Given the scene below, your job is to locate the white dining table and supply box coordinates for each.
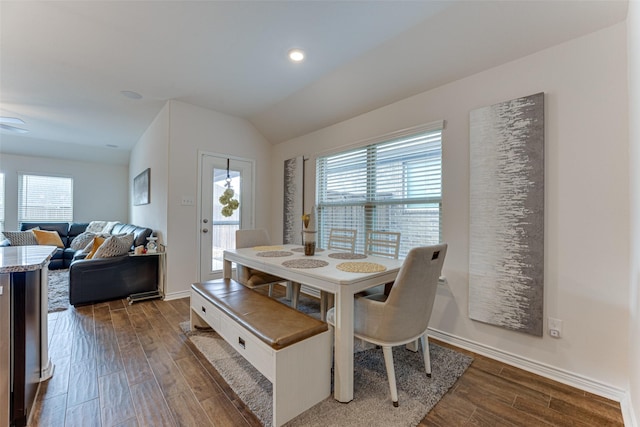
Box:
[223,244,403,403]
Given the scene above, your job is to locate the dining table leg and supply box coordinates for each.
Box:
[333,287,355,403]
[223,258,232,280]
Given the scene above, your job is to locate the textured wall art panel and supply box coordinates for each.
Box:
[283,156,304,244]
[469,92,545,336]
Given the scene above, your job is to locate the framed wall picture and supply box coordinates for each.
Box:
[133,168,150,206]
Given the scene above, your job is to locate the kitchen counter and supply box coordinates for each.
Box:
[0,245,57,273]
[1,245,55,427]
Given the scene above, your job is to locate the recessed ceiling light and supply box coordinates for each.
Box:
[0,124,29,134]
[121,90,143,100]
[288,48,305,63]
[0,116,25,125]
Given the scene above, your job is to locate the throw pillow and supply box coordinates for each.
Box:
[2,229,39,246]
[102,221,120,234]
[32,229,65,248]
[86,236,107,259]
[85,221,108,233]
[70,231,96,250]
[93,233,134,259]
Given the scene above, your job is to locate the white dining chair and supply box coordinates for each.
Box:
[327,244,447,407]
[359,230,401,296]
[290,228,359,316]
[317,228,358,319]
[235,229,289,298]
[326,228,357,252]
[365,230,401,259]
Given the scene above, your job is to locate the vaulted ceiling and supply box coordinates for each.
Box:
[0,1,628,165]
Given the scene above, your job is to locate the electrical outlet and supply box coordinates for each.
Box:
[548,317,563,338]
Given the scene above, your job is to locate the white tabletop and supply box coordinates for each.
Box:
[223,244,403,403]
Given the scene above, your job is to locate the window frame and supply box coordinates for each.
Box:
[315,121,444,259]
[17,173,74,225]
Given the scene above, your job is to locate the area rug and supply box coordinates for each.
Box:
[182,306,472,427]
[47,269,70,313]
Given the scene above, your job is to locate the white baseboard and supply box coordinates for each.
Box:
[620,393,639,427]
[428,327,635,425]
[164,290,191,301]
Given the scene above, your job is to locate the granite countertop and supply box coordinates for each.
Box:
[0,245,57,273]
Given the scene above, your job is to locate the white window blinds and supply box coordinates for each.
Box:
[18,174,73,224]
[316,125,442,258]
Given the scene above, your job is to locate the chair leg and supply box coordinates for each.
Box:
[382,346,399,407]
[320,291,334,321]
[420,334,431,378]
[290,282,301,309]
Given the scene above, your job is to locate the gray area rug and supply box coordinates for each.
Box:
[48,269,70,313]
[183,296,473,427]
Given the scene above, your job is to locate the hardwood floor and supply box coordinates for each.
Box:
[30,292,624,427]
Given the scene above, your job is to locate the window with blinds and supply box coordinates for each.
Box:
[316,123,442,259]
[18,174,73,224]
[0,173,5,231]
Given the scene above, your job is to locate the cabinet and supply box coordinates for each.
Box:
[0,246,55,427]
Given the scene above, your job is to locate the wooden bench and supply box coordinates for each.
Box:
[190,279,332,427]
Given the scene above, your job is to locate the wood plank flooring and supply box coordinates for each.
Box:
[29,291,624,426]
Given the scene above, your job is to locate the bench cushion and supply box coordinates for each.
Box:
[192,279,328,350]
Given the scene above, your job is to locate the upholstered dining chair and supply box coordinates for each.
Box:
[327,244,447,407]
[235,229,289,298]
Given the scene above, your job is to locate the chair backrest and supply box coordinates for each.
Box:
[365,231,401,259]
[327,228,357,253]
[355,244,447,343]
[235,229,271,249]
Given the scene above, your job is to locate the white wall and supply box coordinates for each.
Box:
[627,0,639,424]
[132,100,274,299]
[0,153,128,230]
[272,23,630,399]
[130,103,170,242]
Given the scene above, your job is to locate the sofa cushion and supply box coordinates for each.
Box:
[111,223,152,249]
[70,231,96,250]
[32,229,65,248]
[21,222,71,246]
[93,233,134,259]
[2,229,39,246]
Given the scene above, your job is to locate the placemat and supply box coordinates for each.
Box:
[282,259,329,269]
[291,246,325,253]
[256,251,293,257]
[328,252,367,260]
[336,262,387,273]
[252,245,284,251]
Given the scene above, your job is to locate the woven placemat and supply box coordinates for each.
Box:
[291,247,325,253]
[252,245,284,251]
[282,259,329,269]
[256,251,293,257]
[336,262,387,273]
[328,252,367,260]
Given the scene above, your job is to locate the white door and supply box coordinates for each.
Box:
[199,153,254,281]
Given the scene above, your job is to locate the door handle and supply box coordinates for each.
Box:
[202,228,209,233]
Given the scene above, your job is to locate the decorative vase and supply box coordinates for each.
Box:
[303,230,316,256]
